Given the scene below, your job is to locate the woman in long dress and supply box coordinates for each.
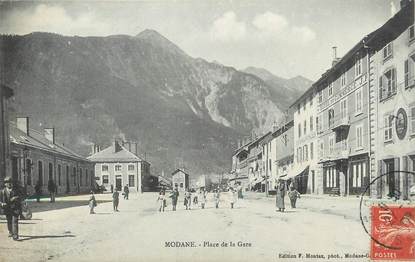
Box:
[198,189,206,209]
[89,191,97,214]
[157,190,166,212]
[276,180,286,212]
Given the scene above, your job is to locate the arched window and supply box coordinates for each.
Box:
[38,161,43,185]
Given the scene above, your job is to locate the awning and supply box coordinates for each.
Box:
[281,165,309,181]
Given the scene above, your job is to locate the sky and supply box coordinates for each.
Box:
[0,0,401,80]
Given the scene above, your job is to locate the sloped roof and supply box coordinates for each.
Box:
[171,169,190,177]
[87,144,144,162]
[9,122,87,161]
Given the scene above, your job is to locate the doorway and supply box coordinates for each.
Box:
[116,175,122,191]
[385,160,395,198]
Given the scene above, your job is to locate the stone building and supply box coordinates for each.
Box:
[171,169,189,193]
[9,117,95,195]
[88,140,151,193]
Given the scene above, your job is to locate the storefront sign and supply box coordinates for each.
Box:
[395,108,407,140]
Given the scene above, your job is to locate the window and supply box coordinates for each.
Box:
[310,116,314,132]
[409,25,414,42]
[80,168,83,186]
[73,167,77,186]
[269,159,271,171]
[128,164,135,171]
[297,104,300,114]
[328,108,335,128]
[310,142,314,160]
[318,91,323,103]
[38,161,43,185]
[115,165,122,172]
[404,56,415,88]
[26,159,32,186]
[356,125,363,149]
[128,175,135,187]
[355,56,362,77]
[341,72,347,87]
[102,175,109,184]
[298,147,302,163]
[310,96,313,106]
[384,114,393,142]
[320,142,324,158]
[180,183,184,188]
[340,99,347,120]
[316,115,321,133]
[303,120,307,135]
[355,88,362,114]
[383,43,393,61]
[411,107,415,134]
[102,165,108,172]
[298,123,301,138]
[303,100,306,111]
[58,164,61,186]
[48,162,53,181]
[379,68,397,101]
[304,145,308,161]
[329,136,335,155]
[86,170,89,186]
[326,166,336,188]
[328,82,333,97]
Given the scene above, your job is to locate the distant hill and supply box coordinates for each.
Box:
[0,30,309,176]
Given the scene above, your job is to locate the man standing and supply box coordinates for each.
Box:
[0,177,23,240]
[34,181,42,203]
[47,179,56,203]
[169,187,179,211]
[123,184,129,200]
[112,188,119,212]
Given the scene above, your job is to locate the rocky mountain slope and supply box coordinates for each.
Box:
[0,30,311,175]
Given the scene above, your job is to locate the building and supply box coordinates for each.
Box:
[369,0,414,199]
[290,83,320,194]
[231,132,270,192]
[88,140,151,193]
[0,84,13,186]
[171,169,189,193]
[273,121,296,190]
[9,117,95,195]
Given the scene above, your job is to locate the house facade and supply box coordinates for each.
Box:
[171,169,189,193]
[9,117,94,195]
[0,84,13,186]
[369,1,415,199]
[274,121,295,189]
[88,140,151,193]
[290,88,320,194]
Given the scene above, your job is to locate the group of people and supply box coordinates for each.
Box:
[275,179,301,212]
[157,187,238,212]
[88,184,130,214]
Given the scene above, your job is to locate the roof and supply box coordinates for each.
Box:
[171,169,190,177]
[87,144,145,162]
[1,84,13,98]
[271,120,294,138]
[9,122,87,162]
[290,1,414,108]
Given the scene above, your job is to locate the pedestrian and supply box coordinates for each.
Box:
[34,181,42,203]
[112,188,119,212]
[193,190,198,206]
[0,177,24,240]
[123,184,129,200]
[288,185,301,208]
[237,183,243,199]
[276,180,286,212]
[198,188,206,209]
[157,189,166,212]
[89,191,97,214]
[214,189,220,209]
[184,189,192,210]
[229,188,237,209]
[47,179,56,203]
[169,187,179,211]
[110,184,114,193]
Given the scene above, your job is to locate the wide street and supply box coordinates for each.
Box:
[0,192,373,262]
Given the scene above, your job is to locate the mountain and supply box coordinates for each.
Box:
[243,67,313,108]
[0,30,305,176]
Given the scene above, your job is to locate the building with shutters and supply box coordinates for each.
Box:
[88,140,151,193]
[369,0,415,200]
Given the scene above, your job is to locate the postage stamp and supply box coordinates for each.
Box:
[370,205,415,260]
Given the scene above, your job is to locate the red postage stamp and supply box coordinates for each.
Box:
[371,205,415,260]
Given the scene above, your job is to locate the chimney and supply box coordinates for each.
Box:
[400,0,410,9]
[16,117,29,135]
[113,140,122,153]
[44,128,55,144]
[332,46,340,67]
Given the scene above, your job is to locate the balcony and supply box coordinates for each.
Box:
[331,116,351,132]
[319,141,349,163]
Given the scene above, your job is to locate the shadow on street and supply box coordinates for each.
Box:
[17,234,76,242]
[28,200,111,213]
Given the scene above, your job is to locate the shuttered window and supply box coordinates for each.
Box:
[379,68,397,101]
[384,114,393,142]
[411,107,415,135]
